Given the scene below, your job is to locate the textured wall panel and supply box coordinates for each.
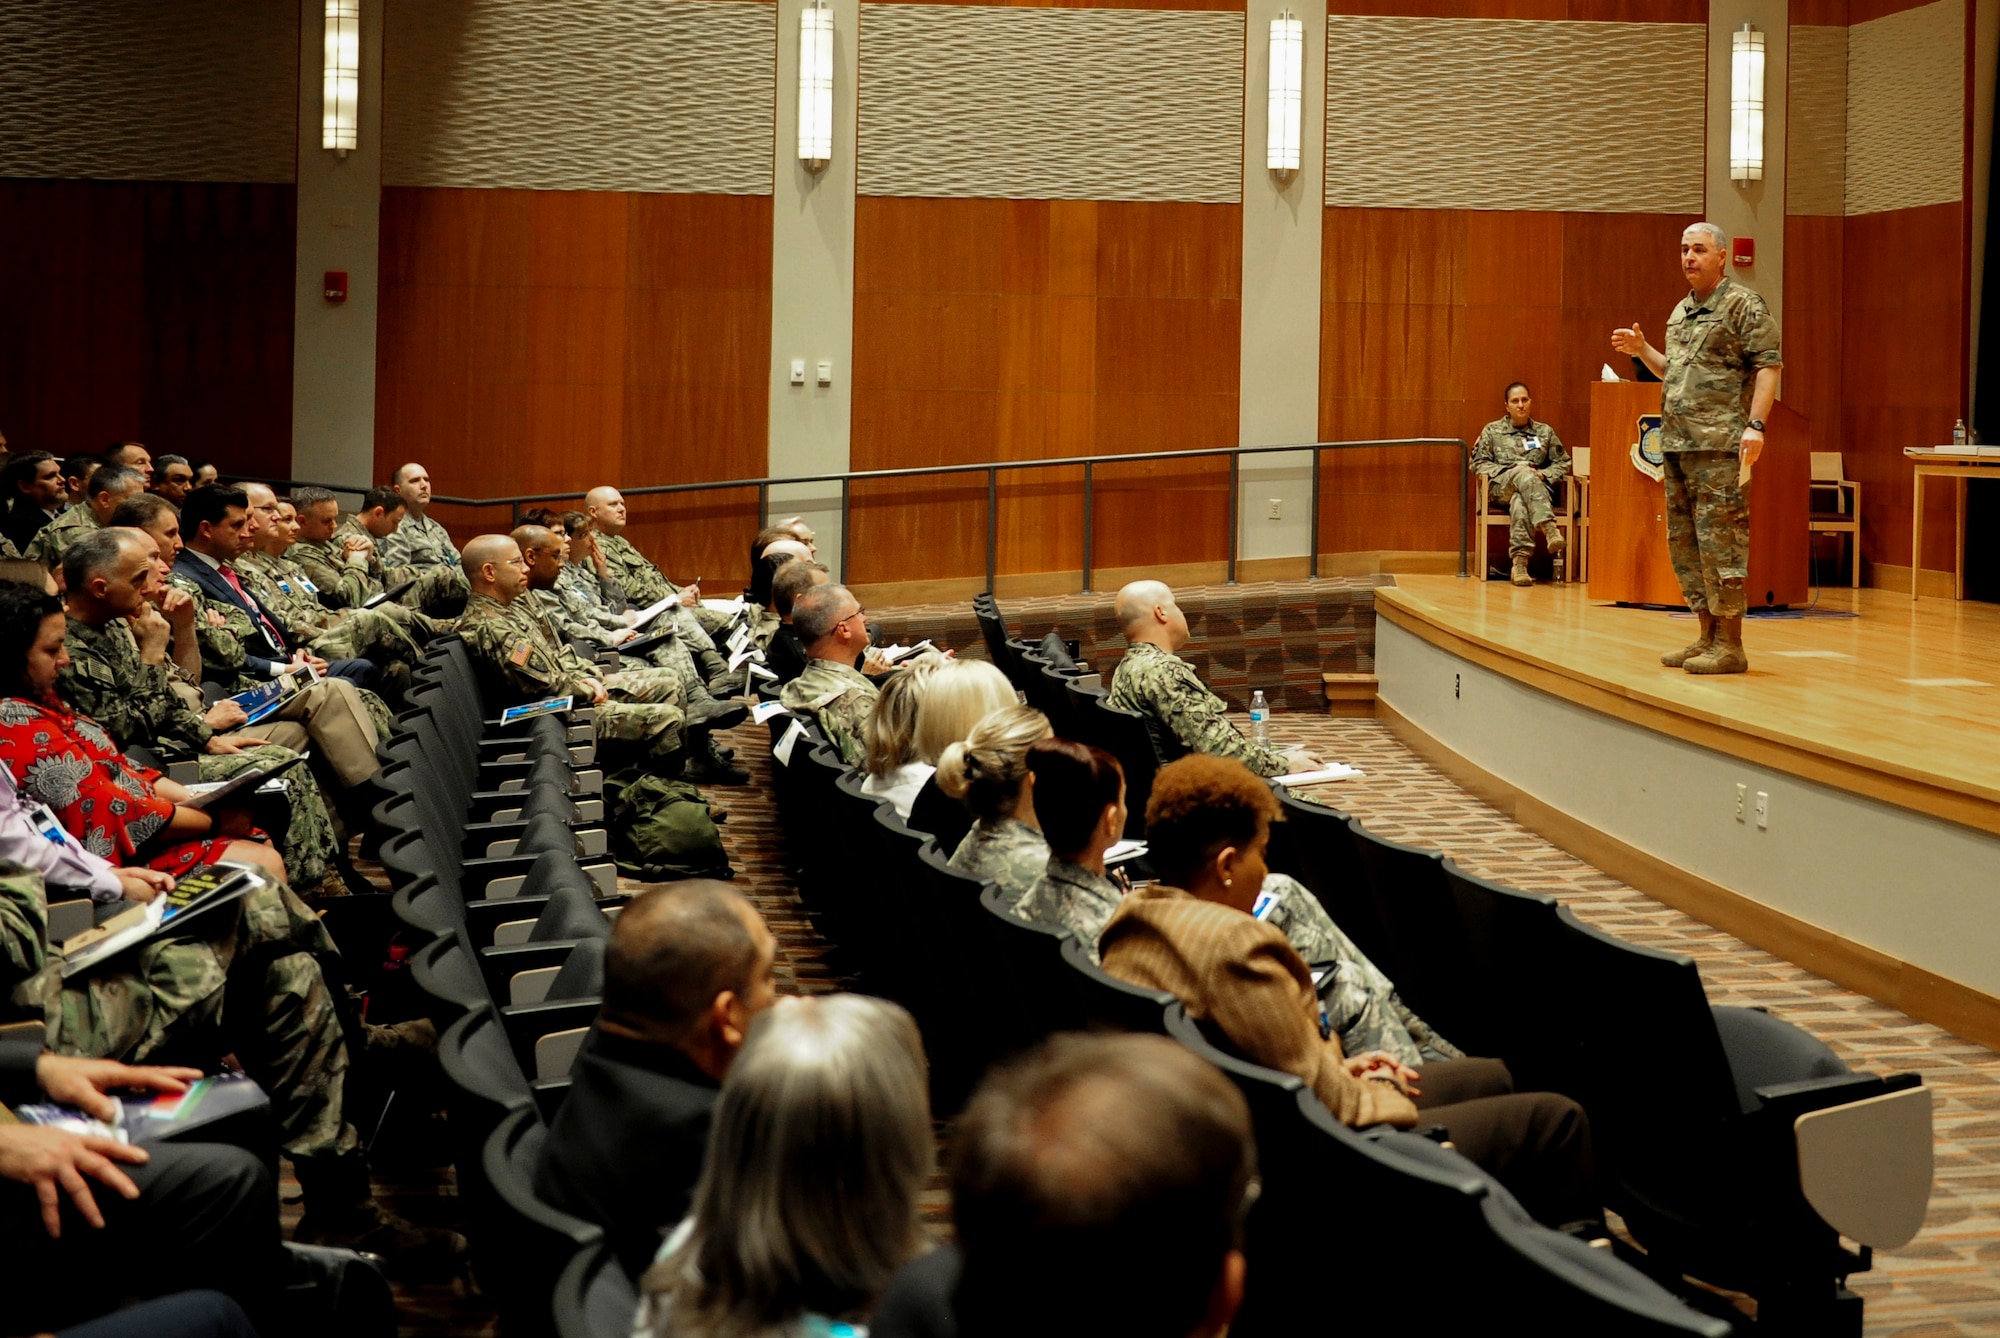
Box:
[384,0,776,195]
[1322,17,1705,213]
[856,5,1243,204]
[0,1,296,183]
[1845,0,1963,216]
[1787,25,1847,217]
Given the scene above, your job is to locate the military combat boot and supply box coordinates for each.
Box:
[1661,611,1716,668]
[1511,554,1533,587]
[293,1152,467,1282]
[1683,616,1748,674]
[684,726,750,785]
[684,681,749,733]
[694,645,741,697]
[1540,520,1566,556]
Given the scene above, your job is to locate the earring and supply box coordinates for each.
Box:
[1223,877,1233,887]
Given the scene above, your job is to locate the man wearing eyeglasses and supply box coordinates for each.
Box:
[777,583,879,767]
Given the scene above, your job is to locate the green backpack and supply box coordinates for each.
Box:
[603,768,733,882]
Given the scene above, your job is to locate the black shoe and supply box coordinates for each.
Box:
[295,1205,468,1283]
[686,696,748,732]
[685,749,751,785]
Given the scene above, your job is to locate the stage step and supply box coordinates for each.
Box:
[1322,672,1378,717]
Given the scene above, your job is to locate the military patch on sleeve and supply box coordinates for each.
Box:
[509,639,534,667]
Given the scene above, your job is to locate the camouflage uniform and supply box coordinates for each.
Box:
[293,519,465,617]
[1013,855,1125,960]
[1659,275,1783,619]
[947,818,1048,910]
[1255,873,1461,1067]
[777,659,878,768]
[377,511,458,572]
[237,549,428,676]
[1471,417,1570,559]
[456,591,686,761]
[0,861,360,1162]
[595,532,733,641]
[1108,642,1289,778]
[163,574,396,773]
[23,506,99,569]
[538,578,717,704]
[557,559,627,615]
[58,615,339,891]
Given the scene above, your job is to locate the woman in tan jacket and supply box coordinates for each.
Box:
[1099,755,1598,1227]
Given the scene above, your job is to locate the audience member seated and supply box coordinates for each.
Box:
[861,655,945,819]
[152,454,195,506]
[26,463,146,570]
[766,559,830,684]
[1108,580,1315,778]
[584,487,734,685]
[456,534,693,767]
[379,462,459,572]
[937,704,1052,905]
[778,583,880,767]
[555,509,633,620]
[1,450,66,556]
[110,493,390,804]
[189,460,218,489]
[1099,756,1596,1227]
[874,1031,1254,1338]
[57,529,349,900]
[536,880,778,1280]
[0,583,462,1271]
[60,453,102,512]
[1010,740,1129,959]
[1472,381,1570,587]
[290,486,464,616]
[104,442,153,489]
[0,1040,286,1333]
[901,659,1017,849]
[636,994,935,1337]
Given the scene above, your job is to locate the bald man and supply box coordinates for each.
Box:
[456,534,693,766]
[514,524,747,783]
[585,486,737,690]
[1107,581,1315,778]
[533,880,777,1278]
[378,462,459,573]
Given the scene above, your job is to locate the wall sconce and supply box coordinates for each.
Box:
[1730,23,1764,185]
[322,0,360,156]
[799,0,834,173]
[1267,11,1303,184]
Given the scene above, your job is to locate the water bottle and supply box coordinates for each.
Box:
[1954,418,1969,446]
[1249,690,1270,746]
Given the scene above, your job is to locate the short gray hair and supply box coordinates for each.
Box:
[644,995,934,1334]
[1684,221,1729,251]
[791,582,852,644]
[63,527,141,590]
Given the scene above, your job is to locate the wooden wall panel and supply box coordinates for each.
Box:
[1317,207,1694,558]
[0,179,294,475]
[1782,215,1845,468]
[1323,0,1704,19]
[376,188,771,588]
[1840,203,1965,573]
[849,196,1240,584]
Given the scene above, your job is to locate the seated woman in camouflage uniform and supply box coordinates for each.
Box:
[936,704,1053,908]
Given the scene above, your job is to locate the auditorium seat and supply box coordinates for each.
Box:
[1267,790,1398,977]
[1440,859,1580,1094]
[479,1108,605,1338]
[1556,905,1930,1334]
[554,1241,638,1338]
[1085,696,1163,840]
[1057,934,1174,1034]
[1347,822,1494,1055]
[438,1004,535,1213]
[904,772,973,858]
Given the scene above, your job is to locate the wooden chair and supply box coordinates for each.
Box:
[1475,464,1581,582]
[1808,451,1862,589]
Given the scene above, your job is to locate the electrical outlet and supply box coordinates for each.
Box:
[1734,784,1747,822]
[1754,791,1769,830]
[1267,498,1282,520]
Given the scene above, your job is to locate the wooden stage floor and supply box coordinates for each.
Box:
[1376,577,2000,835]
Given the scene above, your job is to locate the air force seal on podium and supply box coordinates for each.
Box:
[1630,414,1665,482]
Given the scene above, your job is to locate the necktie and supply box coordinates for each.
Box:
[219,564,288,656]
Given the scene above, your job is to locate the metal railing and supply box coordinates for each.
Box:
[246,437,1470,593]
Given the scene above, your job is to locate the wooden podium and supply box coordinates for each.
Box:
[1586,382,1809,607]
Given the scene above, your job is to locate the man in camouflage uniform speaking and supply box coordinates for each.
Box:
[1471,381,1570,587]
[1108,581,1318,778]
[1612,222,1782,675]
[776,583,879,768]
[456,534,694,767]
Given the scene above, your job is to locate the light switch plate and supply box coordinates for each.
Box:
[789,359,806,386]
[816,359,833,385]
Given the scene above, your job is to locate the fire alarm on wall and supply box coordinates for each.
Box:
[1731,238,1755,267]
[324,271,348,302]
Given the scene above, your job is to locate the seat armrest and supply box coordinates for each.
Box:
[477,939,590,1000]
[1750,1071,1902,1117]
[466,892,630,947]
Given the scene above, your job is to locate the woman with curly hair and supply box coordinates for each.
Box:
[1100,754,1597,1228]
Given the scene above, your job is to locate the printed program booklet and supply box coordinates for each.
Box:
[59,863,271,978]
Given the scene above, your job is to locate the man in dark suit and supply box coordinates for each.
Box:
[0,1039,283,1332]
[0,451,66,556]
[170,484,376,689]
[533,880,778,1279]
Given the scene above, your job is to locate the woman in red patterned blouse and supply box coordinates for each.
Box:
[0,583,287,890]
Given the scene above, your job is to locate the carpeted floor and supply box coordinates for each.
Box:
[342,704,2000,1336]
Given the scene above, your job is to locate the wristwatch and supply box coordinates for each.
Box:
[1746,419,1766,431]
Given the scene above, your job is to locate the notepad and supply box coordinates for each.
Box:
[1273,764,1365,786]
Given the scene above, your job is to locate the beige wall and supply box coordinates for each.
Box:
[1707,0,1789,329]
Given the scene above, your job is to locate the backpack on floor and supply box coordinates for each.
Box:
[603,768,733,882]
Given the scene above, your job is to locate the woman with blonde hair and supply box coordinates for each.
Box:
[910,659,1015,765]
[859,656,944,819]
[639,994,936,1337]
[935,703,1053,907]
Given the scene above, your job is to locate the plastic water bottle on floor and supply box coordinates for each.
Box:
[1249,690,1270,746]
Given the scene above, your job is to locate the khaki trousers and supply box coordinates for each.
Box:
[231,679,380,788]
